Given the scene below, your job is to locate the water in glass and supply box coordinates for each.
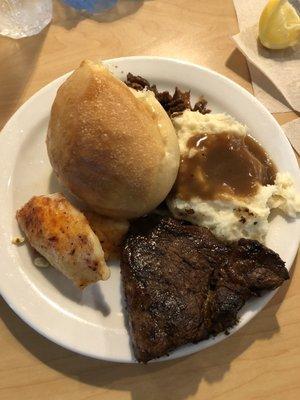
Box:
[0,0,52,39]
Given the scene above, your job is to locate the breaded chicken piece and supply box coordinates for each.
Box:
[84,211,129,260]
[16,194,110,288]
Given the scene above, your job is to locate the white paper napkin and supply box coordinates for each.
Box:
[282,118,300,155]
[233,25,300,112]
[232,0,299,113]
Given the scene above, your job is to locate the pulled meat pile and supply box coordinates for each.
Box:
[125,73,211,116]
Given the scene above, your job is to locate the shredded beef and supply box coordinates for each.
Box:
[125,73,211,116]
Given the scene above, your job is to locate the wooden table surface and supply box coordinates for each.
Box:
[0,1,299,399]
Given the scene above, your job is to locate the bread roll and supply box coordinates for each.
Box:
[47,60,180,218]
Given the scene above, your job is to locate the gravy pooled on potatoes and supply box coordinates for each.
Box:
[174,132,277,201]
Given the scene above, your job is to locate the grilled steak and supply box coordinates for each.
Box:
[120,216,289,362]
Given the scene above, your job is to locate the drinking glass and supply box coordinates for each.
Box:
[0,0,52,39]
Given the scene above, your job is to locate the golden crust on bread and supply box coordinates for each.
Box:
[47,60,180,218]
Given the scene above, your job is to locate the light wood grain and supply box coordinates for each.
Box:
[0,1,299,399]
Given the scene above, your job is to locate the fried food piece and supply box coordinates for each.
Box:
[16,194,110,287]
[84,211,129,260]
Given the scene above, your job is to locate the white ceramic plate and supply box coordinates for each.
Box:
[0,57,299,363]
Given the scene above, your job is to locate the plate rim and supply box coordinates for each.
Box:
[0,56,299,363]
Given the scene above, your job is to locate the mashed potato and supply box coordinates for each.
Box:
[168,111,300,242]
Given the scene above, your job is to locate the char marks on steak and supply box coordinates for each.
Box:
[120,216,289,362]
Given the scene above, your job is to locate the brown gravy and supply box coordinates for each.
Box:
[174,133,277,201]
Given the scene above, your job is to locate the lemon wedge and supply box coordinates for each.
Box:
[259,0,300,49]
